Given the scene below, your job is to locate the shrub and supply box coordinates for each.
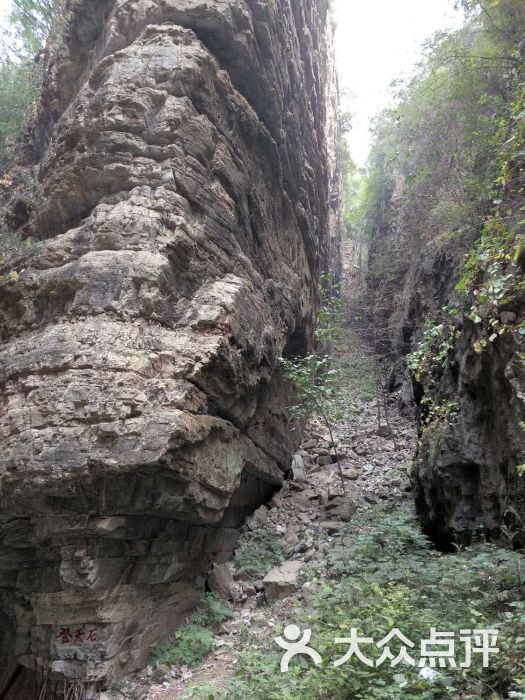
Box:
[149,593,232,669]
[181,509,525,699]
[149,624,214,668]
[233,527,289,579]
[192,592,233,628]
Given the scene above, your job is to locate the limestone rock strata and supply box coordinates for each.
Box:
[413,146,525,547]
[0,0,339,695]
[414,321,525,548]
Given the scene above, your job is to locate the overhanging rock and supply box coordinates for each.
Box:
[0,0,339,695]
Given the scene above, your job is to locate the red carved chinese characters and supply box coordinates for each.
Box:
[56,626,98,644]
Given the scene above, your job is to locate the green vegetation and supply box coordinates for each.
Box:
[454,71,525,312]
[346,0,525,469]
[0,61,39,162]
[0,0,65,165]
[348,0,525,352]
[180,509,525,699]
[405,4,525,403]
[366,4,518,241]
[191,592,234,628]
[233,527,289,580]
[315,276,346,351]
[7,0,65,57]
[336,342,376,403]
[407,322,456,384]
[150,625,215,669]
[0,2,58,277]
[149,593,233,669]
[281,276,349,487]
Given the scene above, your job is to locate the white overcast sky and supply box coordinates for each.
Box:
[0,0,464,166]
[0,0,9,23]
[334,0,464,165]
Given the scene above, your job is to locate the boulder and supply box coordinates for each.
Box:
[208,563,237,601]
[291,454,307,483]
[246,505,270,531]
[324,495,358,522]
[342,469,360,481]
[263,561,303,603]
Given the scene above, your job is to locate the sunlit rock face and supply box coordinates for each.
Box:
[0,0,339,695]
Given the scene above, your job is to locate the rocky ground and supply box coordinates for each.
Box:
[106,313,418,700]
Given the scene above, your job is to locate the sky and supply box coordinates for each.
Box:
[0,0,9,24]
[334,0,464,166]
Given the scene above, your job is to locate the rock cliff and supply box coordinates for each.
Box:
[413,137,525,549]
[367,172,525,549]
[364,43,525,549]
[0,0,339,696]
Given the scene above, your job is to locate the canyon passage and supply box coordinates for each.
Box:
[0,0,524,698]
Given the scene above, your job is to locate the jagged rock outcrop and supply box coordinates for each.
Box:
[414,315,525,548]
[0,0,340,696]
[413,143,525,548]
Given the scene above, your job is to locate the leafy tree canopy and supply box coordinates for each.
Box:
[5,0,64,58]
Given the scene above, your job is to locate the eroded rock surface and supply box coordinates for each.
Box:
[414,307,525,549]
[0,0,339,695]
[412,147,525,548]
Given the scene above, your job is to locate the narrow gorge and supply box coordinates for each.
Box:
[0,0,524,699]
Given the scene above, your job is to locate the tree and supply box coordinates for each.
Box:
[282,278,348,491]
[350,0,525,360]
[0,0,64,167]
[7,0,65,57]
[0,61,39,162]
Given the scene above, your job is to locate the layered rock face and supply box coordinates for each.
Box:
[0,0,339,695]
[370,183,525,547]
[413,147,525,548]
[414,319,525,548]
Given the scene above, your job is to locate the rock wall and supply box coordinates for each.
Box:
[413,150,525,549]
[365,111,525,550]
[365,176,478,360]
[364,45,525,549]
[369,180,525,549]
[413,313,525,548]
[0,0,340,695]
